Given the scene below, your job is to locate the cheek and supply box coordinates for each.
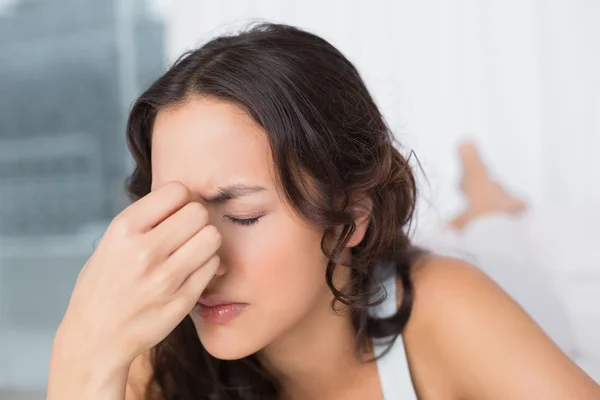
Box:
[195,212,331,359]
[231,211,328,307]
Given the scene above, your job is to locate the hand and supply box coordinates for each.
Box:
[54,181,221,370]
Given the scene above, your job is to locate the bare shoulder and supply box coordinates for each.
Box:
[126,351,156,400]
[400,256,600,399]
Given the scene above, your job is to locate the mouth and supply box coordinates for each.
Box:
[196,295,247,324]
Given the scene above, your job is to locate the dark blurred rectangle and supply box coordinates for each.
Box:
[0,0,167,391]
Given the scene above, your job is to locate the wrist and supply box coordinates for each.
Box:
[48,350,130,400]
[48,326,131,399]
[54,317,134,368]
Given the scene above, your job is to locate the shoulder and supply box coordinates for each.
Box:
[404,254,496,311]
[401,255,521,351]
[399,256,600,399]
[405,255,509,329]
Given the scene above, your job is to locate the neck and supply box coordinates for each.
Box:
[258,294,375,399]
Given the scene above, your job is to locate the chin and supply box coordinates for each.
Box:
[202,343,253,360]
[191,319,265,360]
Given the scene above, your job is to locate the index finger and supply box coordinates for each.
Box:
[121,181,198,232]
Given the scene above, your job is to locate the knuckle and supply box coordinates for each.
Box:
[135,248,157,267]
[150,269,174,293]
[111,214,133,236]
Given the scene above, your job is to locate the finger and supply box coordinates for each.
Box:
[166,255,221,315]
[119,181,198,233]
[163,225,221,285]
[146,202,210,258]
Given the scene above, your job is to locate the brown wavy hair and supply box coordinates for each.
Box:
[124,22,422,400]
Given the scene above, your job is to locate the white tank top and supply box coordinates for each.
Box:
[371,272,418,399]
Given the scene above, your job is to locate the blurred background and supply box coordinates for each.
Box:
[0,0,598,398]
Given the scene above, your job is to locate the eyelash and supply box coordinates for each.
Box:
[224,213,264,227]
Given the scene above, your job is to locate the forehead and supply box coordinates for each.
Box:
[151,97,274,192]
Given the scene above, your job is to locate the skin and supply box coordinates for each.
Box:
[151,97,352,366]
[48,97,600,400]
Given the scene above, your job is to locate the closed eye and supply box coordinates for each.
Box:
[224,213,264,227]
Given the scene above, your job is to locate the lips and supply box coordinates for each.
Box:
[196,294,247,323]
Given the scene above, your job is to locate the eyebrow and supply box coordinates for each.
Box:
[203,184,266,204]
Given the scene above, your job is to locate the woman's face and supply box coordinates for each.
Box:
[151,97,336,360]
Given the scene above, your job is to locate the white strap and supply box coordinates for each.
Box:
[371,275,418,400]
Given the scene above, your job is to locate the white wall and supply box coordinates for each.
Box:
[163,0,600,223]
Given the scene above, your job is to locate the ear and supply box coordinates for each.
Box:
[345,194,373,248]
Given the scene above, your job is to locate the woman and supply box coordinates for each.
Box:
[48,23,600,399]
